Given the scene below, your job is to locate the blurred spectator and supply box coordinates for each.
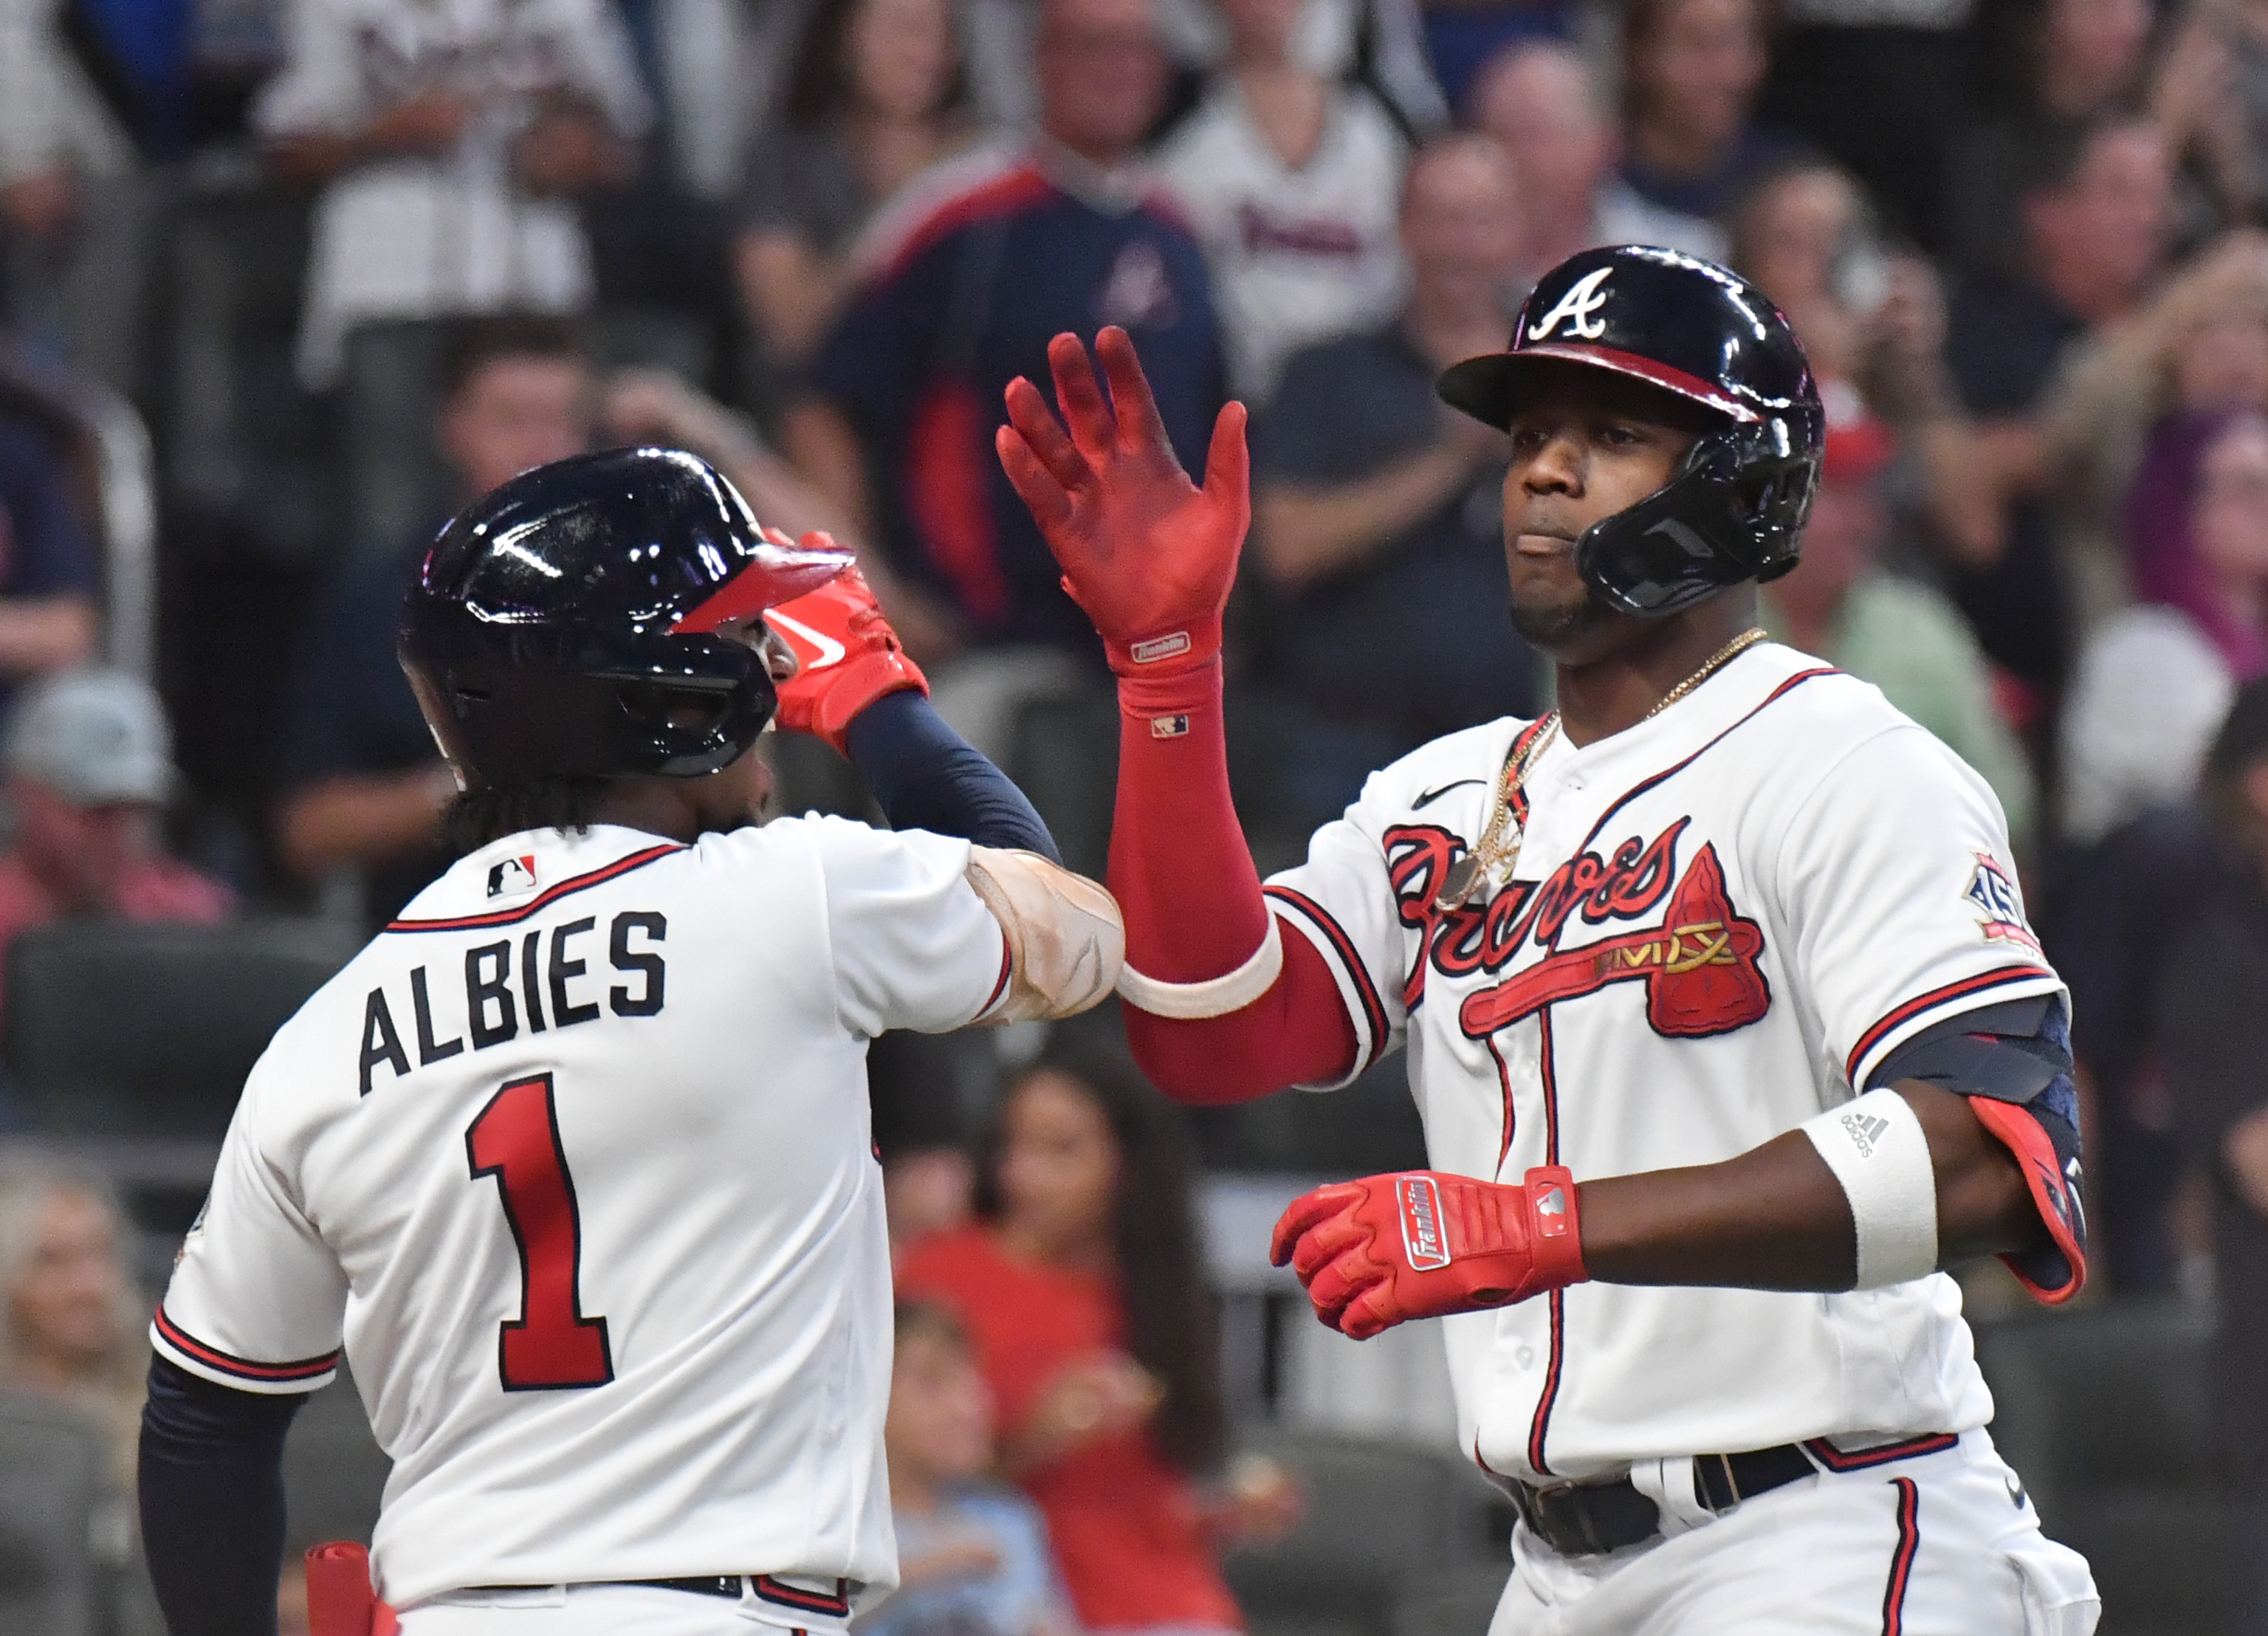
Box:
[735,0,977,375]
[256,0,650,391]
[1247,134,1539,825]
[1944,112,2175,714]
[1943,0,2151,274]
[2061,408,2268,847]
[1618,0,1801,223]
[1724,159,2005,561]
[1153,0,1407,400]
[2043,792,2219,1295]
[1465,38,1724,278]
[2044,229,2268,625]
[0,670,232,1017]
[897,1049,1296,1635]
[0,0,147,391]
[862,1301,1079,1636]
[0,413,100,704]
[787,0,1223,743]
[1409,0,1573,116]
[1763,416,2038,846]
[277,313,865,927]
[1753,0,1973,250]
[2158,679,2268,1626]
[0,1164,147,1483]
[275,316,594,927]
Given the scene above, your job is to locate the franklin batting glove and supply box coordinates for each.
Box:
[1270,1168,1589,1339]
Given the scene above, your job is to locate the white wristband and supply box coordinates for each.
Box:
[1799,1088,1939,1289]
[1116,915,1283,1020]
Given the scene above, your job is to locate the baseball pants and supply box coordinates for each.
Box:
[1488,1430,2099,1636]
[398,1583,833,1635]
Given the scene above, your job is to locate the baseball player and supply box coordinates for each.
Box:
[995,247,2100,1634]
[134,447,1124,1635]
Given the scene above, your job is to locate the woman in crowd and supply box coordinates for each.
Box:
[735,0,977,371]
[1618,0,1796,223]
[2062,407,2268,843]
[1726,157,2007,564]
[896,1048,1296,1635]
[0,1163,146,1481]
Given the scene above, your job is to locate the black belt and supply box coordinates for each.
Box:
[1511,1442,1824,1557]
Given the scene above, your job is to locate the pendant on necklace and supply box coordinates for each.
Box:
[1435,828,1522,911]
[1435,853,1485,912]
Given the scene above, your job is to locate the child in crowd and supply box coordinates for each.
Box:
[862,1302,1079,1636]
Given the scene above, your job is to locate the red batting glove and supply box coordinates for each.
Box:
[1270,1169,1589,1340]
[767,566,929,757]
[995,326,1249,681]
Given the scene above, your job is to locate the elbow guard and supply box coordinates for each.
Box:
[1869,994,2087,1303]
[966,848,1124,1023]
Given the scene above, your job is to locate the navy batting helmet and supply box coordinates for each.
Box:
[399,447,850,788]
[1437,244,1824,619]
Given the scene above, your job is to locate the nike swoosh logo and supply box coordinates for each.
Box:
[1412,779,1483,811]
[766,609,847,670]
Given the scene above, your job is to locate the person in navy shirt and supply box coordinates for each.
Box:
[0,416,100,709]
[786,0,1225,670]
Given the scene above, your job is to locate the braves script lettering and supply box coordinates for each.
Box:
[1383,819,1771,1041]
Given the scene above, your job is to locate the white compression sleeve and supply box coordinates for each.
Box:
[1799,1088,1939,1288]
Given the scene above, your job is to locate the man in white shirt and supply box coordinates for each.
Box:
[1466,39,1725,282]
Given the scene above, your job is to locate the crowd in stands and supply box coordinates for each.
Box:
[13,0,2268,1626]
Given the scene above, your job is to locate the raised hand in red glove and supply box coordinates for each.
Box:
[995,326,1249,680]
[1270,1168,1589,1340]
[767,561,929,757]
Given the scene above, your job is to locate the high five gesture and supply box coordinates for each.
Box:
[996,326,1250,678]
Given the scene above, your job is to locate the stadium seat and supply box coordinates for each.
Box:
[1389,1563,1511,1636]
[1974,1297,2230,1636]
[1225,1431,1508,1636]
[4,918,362,1139]
[0,1390,137,1636]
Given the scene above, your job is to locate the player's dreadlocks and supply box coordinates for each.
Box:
[441,777,612,855]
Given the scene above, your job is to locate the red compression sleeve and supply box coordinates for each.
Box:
[1112,663,1356,1101]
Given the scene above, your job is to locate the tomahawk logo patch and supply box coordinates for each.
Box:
[1526,267,1614,341]
[487,855,538,898]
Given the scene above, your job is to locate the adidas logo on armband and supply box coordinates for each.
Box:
[1841,1112,1891,1158]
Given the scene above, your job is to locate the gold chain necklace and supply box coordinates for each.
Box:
[1434,627,1770,911]
[1644,626,1769,719]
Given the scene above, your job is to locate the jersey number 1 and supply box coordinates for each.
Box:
[467,1073,614,1390]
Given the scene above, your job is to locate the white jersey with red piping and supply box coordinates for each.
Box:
[153,817,1014,1623]
[1261,641,2060,1485]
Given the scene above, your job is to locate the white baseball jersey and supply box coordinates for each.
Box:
[154,817,1017,1623]
[1262,642,2062,1484]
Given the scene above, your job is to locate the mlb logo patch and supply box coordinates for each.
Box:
[1398,1175,1451,1271]
[487,855,538,898]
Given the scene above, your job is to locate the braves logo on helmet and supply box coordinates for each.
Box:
[1525,266,1614,342]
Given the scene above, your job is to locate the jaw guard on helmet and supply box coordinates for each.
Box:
[400,447,851,789]
[1436,244,1824,620]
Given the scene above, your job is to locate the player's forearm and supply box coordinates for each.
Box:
[139,1357,304,1636]
[843,690,1056,859]
[1576,1085,2043,1290]
[1110,662,1355,1099]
